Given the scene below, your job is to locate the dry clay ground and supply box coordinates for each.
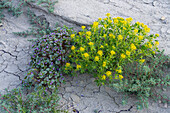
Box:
[0,0,170,113]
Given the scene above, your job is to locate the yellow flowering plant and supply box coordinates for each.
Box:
[66,13,160,83]
[64,13,169,109]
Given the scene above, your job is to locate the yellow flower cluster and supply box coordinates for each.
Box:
[139,59,145,63]
[126,51,130,56]
[103,61,106,67]
[94,56,99,61]
[77,64,81,69]
[80,47,85,52]
[102,75,106,80]
[109,33,115,39]
[116,69,122,73]
[82,26,86,29]
[130,43,136,51]
[121,54,126,59]
[66,63,70,67]
[154,41,159,46]
[110,50,116,55]
[106,71,112,77]
[86,31,91,36]
[138,36,143,40]
[93,22,99,28]
[71,34,75,38]
[118,35,123,40]
[98,50,103,56]
[88,42,94,46]
[83,53,89,58]
[71,46,75,50]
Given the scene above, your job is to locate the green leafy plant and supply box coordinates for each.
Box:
[111,50,170,109]
[23,27,73,91]
[0,87,68,113]
[14,8,52,38]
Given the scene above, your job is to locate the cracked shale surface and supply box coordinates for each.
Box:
[0,0,170,112]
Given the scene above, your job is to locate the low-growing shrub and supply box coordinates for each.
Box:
[65,13,169,109]
[23,26,73,91]
[111,50,170,109]
[0,87,67,113]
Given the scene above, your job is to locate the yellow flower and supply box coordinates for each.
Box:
[94,56,99,61]
[116,69,122,73]
[144,27,150,33]
[123,27,126,30]
[103,34,107,38]
[101,75,106,80]
[86,31,91,36]
[103,61,106,67]
[98,50,103,56]
[93,21,99,28]
[152,51,155,54]
[106,13,110,17]
[109,33,115,39]
[139,59,145,63]
[100,45,104,48]
[155,34,159,37]
[106,71,112,77]
[114,19,118,23]
[154,41,159,46]
[148,42,152,48]
[134,29,138,34]
[126,50,130,56]
[80,47,85,52]
[119,75,123,79]
[83,53,89,58]
[121,54,126,59]
[130,43,136,51]
[126,17,133,22]
[79,32,82,35]
[138,36,143,40]
[136,21,140,25]
[71,46,75,50]
[110,50,116,55]
[81,26,86,29]
[88,42,94,46]
[86,36,90,39]
[77,64,81,69]
[108,19,112,23]
[98,18,102,21]
[105,43,108,46]
[71,34,75,38]
[66,63,70,67]
[104,24,108,28]
[112,46,115,49]
[103,18,107,21]
[118,35,123,40]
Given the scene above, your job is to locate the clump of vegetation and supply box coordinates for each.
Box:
[65,13,170,109]
[0,87,68,113]
[23,26,73,91]
[111,50,170,109]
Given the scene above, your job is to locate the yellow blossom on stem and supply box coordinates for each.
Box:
[112,46,115,49]
[83,53,89,58]
[98,50,103,56]
[155,34,159,37]
[114,19,118,23]
[106,13,110,17]
[126,17,133,22]
[103,34,107,38]
[126,50,130,56]
[106,71,112,77]
[98,18,102,21]
[139,59,145,63]
[81,26,86,29]
[102,75,106,80]
[116,69,122,73]
[104,24,108,28]
[80,47,85,52]
[109,33,115,39]
[86,31,91,36]
[108,19,112,23]
[148,42,152,48]
[103,61,106,67]
[100,45,104,48]
[154,41,159,46]
[79,32,82,35]
[88,42,94,46]
[93,21,99,28]
[66,63,70,67]
[138,36,143,40]
[94,56,99,61]
[121,54,126,59]
[118,35,123,40]
[130,43,136,51]
[71,34,75,38]
[144,27,150,33]
[134,29,138,34]
[110,50,116,55]
[119,75,123,79]
[71,46,75,50]
[77,64,81,69]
